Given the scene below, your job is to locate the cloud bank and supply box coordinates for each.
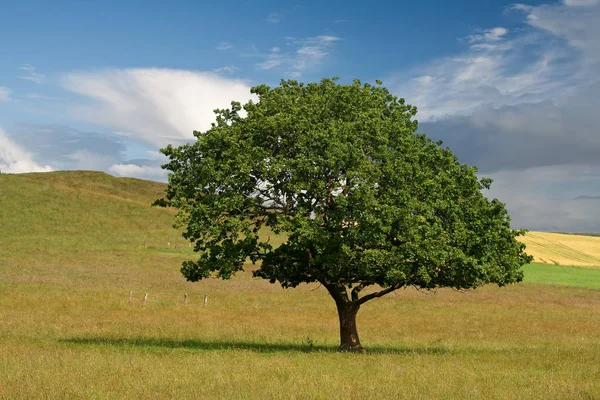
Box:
[0,128,53,173]
[389,1,600,231]
[62,68,255,149]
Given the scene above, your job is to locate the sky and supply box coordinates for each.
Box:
[1,0,599,232]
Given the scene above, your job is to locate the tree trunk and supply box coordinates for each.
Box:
[336,301,364,353]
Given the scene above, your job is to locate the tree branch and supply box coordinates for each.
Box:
[355,284,402,306]
[351,282,369,302]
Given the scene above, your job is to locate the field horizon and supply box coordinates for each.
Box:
[1,170,599,398]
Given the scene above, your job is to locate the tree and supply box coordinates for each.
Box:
[154,78,532,353]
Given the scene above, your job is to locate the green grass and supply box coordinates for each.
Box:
[1,171,599,399]
[522,263,600,289]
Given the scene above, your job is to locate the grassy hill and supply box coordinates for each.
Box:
[0,171,194,291]
[1,171,599,398]
[0,170,181,251]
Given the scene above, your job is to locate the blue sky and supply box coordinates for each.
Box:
[1,0,599,231]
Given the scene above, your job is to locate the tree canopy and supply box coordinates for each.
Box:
[155,78,532,352]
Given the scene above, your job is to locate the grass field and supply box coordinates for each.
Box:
[1,171,599,399]
[522,263,600,289]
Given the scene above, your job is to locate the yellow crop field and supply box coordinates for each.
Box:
[519,232,600,268]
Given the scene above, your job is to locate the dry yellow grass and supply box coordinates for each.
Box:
[519,231,600,268]
[2,172,599,398]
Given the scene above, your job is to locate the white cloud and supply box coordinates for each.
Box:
[109,163,168,180]
[563,0,599,6]
[213,65,240,74]
[9,124,125,171]
[0,87,11,101]
[386,1,600,231]
[390,2,598,120]
[18,64,45,84]
[468,27,509,43]
[66,149,120,171]
[519,1,600,66]
[62,68,255,148]
[0,128,53,173]
[216,42,232,51]
[256,35,342,76]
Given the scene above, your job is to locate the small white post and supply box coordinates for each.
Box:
[204,294,208,306]
[129,290,133,302]
[143,293,148,304]
[168,242,171,247]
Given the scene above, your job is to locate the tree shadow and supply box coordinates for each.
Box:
[59,337,452,355]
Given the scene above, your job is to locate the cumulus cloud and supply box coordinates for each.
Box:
[256,35,341,77]
[0,87,11,101]
[0,128,53,173]
[2,124,170,180]
[62,68,254,148]
[108,163,168,181]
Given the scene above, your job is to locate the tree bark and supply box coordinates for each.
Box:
[324,283,365,353]
[336,300,364,353]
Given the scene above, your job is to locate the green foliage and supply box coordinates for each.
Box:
[156,78,532,300]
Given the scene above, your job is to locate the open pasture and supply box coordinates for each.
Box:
[1,172,599,399]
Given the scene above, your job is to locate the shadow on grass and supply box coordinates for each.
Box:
[59,337,452,355]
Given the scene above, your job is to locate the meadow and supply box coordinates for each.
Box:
[1,171,599,399]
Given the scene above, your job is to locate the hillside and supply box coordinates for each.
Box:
[0,170,185,251]
[2,170,599,270]
[519,231,600,268]
[0,171,195,294]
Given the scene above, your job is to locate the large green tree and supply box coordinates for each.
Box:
[154,78,532,352]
